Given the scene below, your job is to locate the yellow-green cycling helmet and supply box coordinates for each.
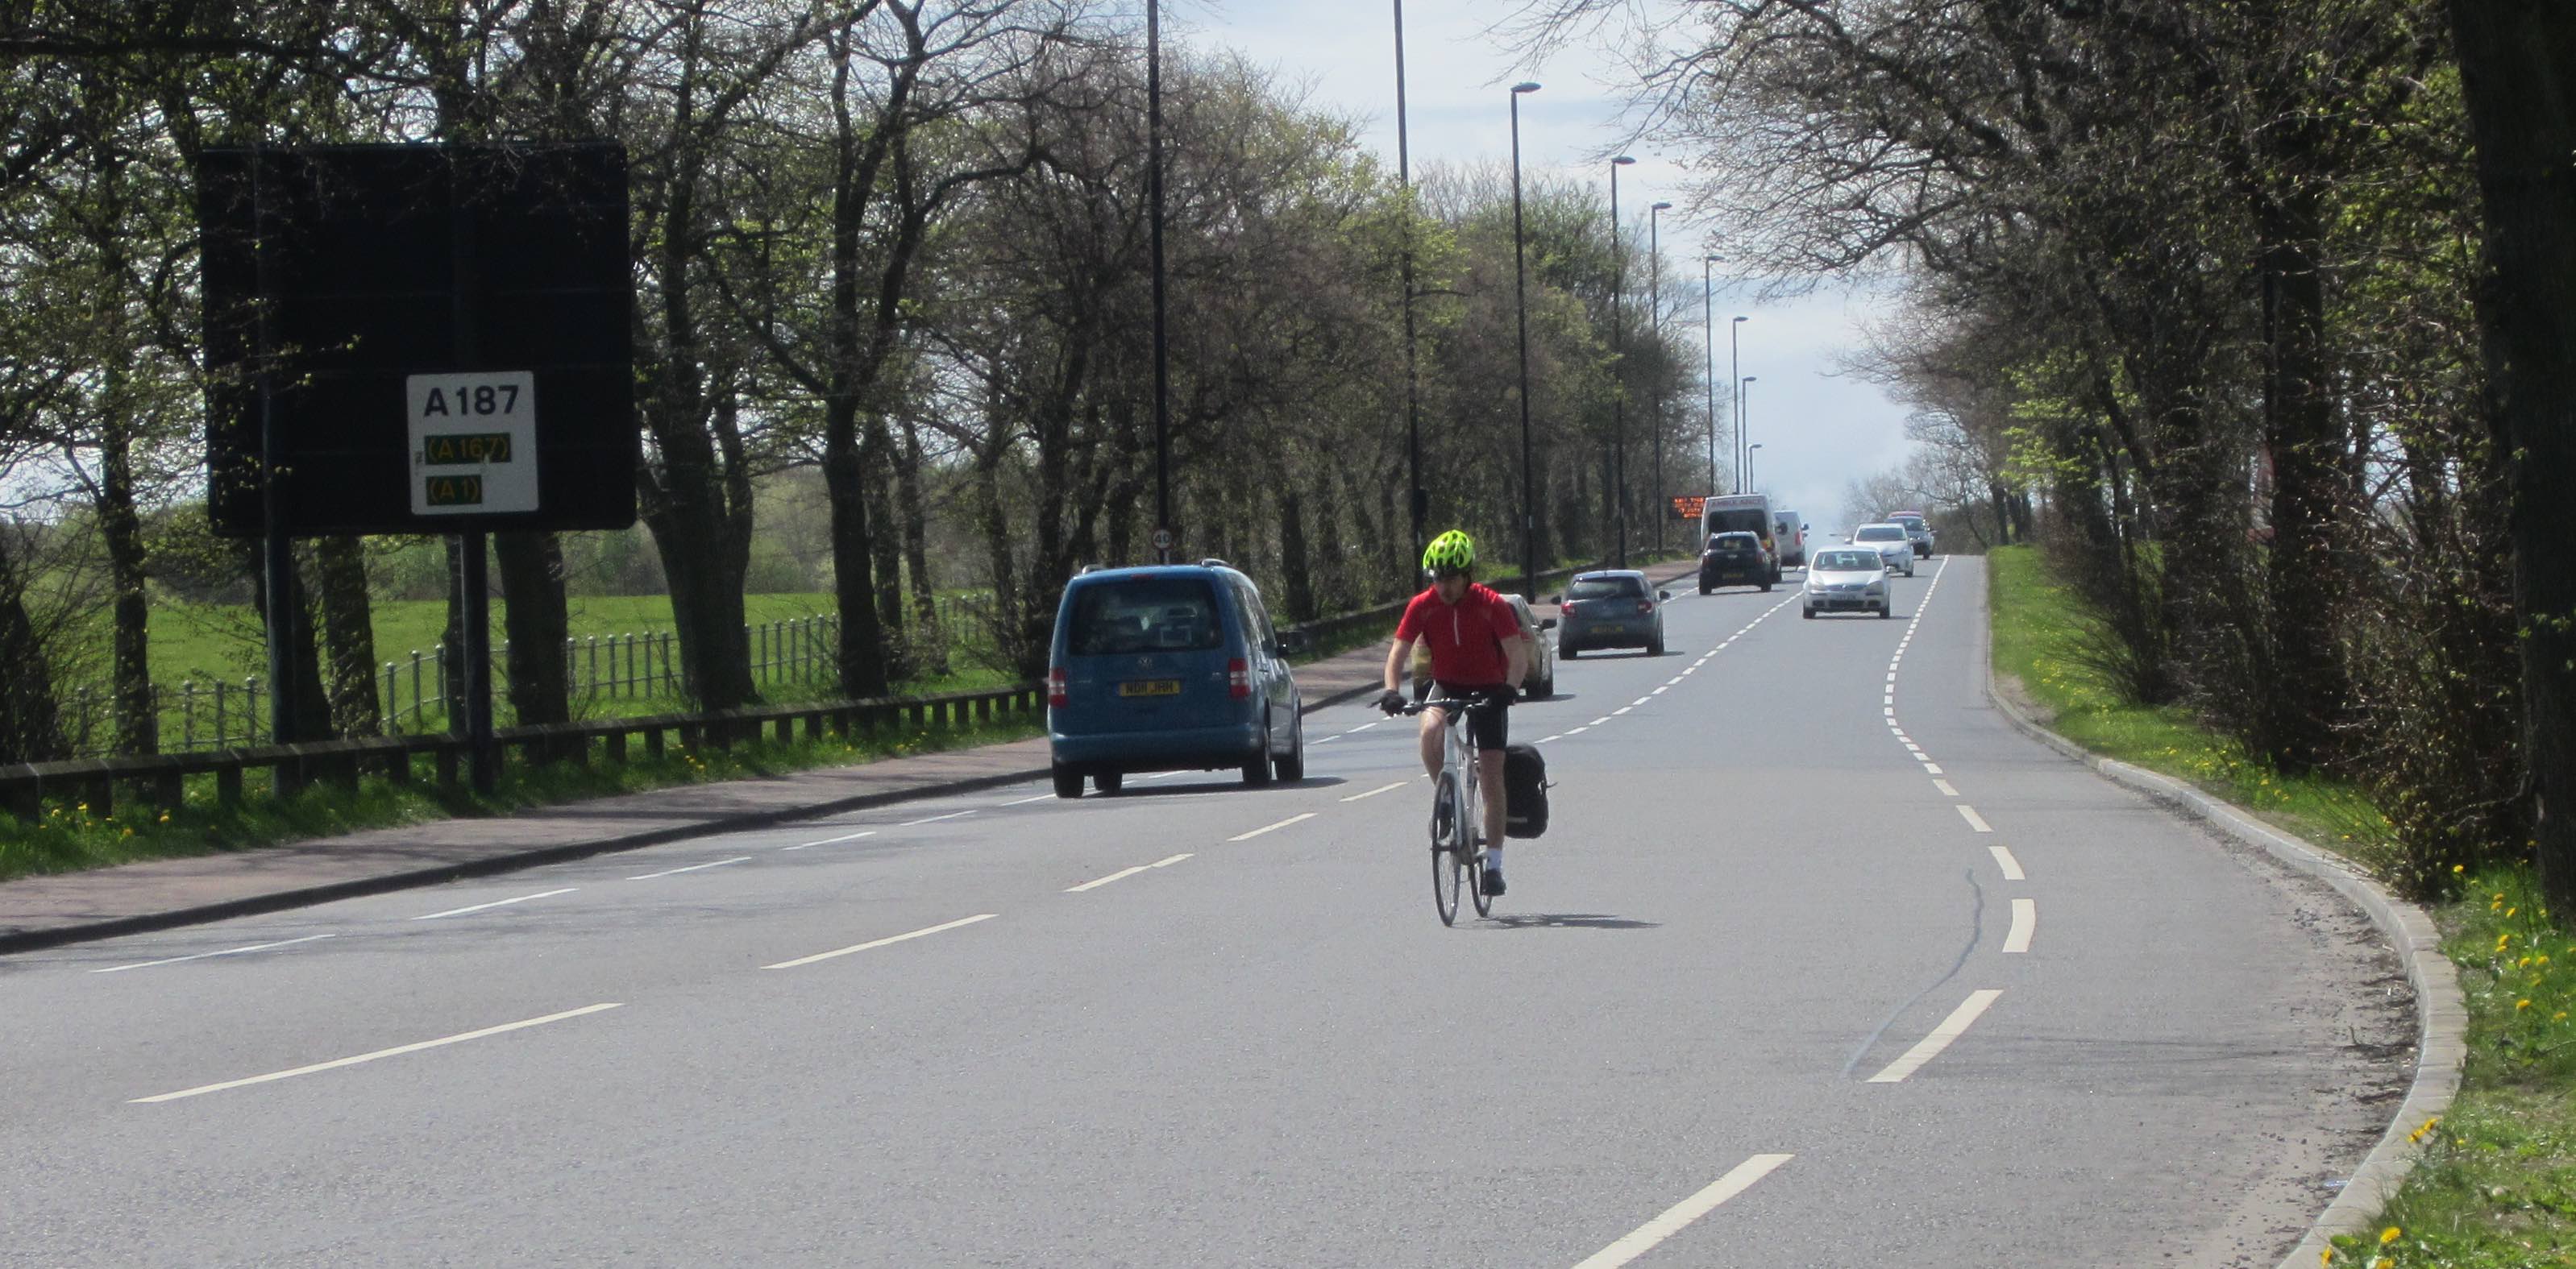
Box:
[1423,529,1476,576]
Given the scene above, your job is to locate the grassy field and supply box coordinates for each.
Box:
[1986,544,2572,1267]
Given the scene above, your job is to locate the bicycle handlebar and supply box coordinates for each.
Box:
[1398,687,1516,715]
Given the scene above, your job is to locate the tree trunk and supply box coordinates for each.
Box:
[310,536,379,736]
[98,412,156,755]
[2450,0,2576,911]
[251,545,330,743]
[2253,214,2350,773]
[866,422,908,678]
[494,531,571,725]
[0,529,64,764]
[442,536,468,725]
[1279,486,1315,622]
[897,415,944,675]
[823,425,891,699]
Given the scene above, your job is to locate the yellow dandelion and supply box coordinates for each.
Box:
[2516,999,2532,1010]
[157,812,169,823]
[2555,1012,2568,1022]
[2379,1226,2400,1245]
[2452,864,2465,873]
[2507,906,2519,918]
[2320,1250,2334,1266]
[2367,1259,2385,1269]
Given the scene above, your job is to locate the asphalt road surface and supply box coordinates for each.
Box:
[0,558,2410,1268]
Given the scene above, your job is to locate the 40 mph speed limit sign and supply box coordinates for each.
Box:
[409,371,538,516]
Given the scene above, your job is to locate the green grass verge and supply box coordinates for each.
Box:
[0,713,1043,885]
[1986,543,2573,1266]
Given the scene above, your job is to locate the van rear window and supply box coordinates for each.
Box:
[1069,579,1224,655]
[1706,510,1768,537]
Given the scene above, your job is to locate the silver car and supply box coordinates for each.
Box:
[1507,591,1559,699]
[1851,523,1917,576]
[1803,547,1893,619]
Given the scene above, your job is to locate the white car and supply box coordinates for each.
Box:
[1850,523,1916,576]
[1803,547,1893,618]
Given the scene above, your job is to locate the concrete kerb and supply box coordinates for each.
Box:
[1975,579,2464,1268]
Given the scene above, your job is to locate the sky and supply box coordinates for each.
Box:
[1170,0,1921,537]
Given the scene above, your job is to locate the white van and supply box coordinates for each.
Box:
[1701,494,1780,583]
[1772,508,1807,569]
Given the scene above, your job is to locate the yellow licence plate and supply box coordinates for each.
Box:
[1119,679,1182,698]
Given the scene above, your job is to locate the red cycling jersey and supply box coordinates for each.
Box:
[1395,583,1522,686]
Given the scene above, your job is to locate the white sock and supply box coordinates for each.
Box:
[1484,847,1502,870]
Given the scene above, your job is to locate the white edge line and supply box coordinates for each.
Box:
[2004,898,2037,953]
[1572,1154,1796,1269]
[131,1003,623,1102]
[1228,811,1319,842]
[1151,852,1192,867]
[95,934,335,974]
[629,856,750,881]
[763,913,998,970]
[1957,804,1993,833]
[1988,844,2024,880]
[1866,989,2004,1083]
[410,887,578,921]
[1341,782,1410,802]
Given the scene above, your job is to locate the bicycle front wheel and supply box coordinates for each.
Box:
[1431,773,1465,927]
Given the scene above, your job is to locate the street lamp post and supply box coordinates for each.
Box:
[1702,255,1720,497]
[1741,376,1760,489]
[1607,154,1635,568]
[1730,315,1748,491]
[1649,199,1670,552]
[1392,0,1424,577]
[1510,81,1542,600]
[1149,0,1170,562]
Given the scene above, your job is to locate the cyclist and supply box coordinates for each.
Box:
[1377,530,1531,896]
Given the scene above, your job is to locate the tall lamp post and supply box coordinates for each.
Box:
[1510,81,1542,600]
[1149,0,1170,562]
[1741,376,1760,489]
[1702,255,1721,496]
[1730,315,1748,491]
[1392,0,1424,575]
[1606,155,1635,567]
[1648,199,1670,552]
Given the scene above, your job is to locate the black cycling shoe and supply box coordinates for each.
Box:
[1479,867,1506,898]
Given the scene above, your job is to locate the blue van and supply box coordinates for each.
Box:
[1047,562,1307,798]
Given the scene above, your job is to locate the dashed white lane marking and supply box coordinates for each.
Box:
[1665,677,1684,686]
[629,856,750,881]
[1922,763,1944,775]
[1351,721,1381,732]
[788,830,875,850]
[1631,697,1652,707]
[1613,707,1634,715]
[1989,844,2025,880]
[1228,811,1318,842]
[2003,898,2037,953]
[763,913,997,970]
[1867,989,2004,1084]
[1904,742,1922,753]
[1652,686,1670,695]
[1342,781,1410,802]
[900,809,977,827]
[1570,1153,1797,1269]
[1956,805,1993,833]
[131,1002,624,1103]
[1314,734,1340,744]
[1567,726,1590,736]
[95,934,335,974]
[411,888,578,921]
[1066,865,1151,893]
[1590,716,1613,726]
[1152,852,1191,867]
[1536,735,1561,743]
[1002,793,1056,807]
[1933,779,1959,797]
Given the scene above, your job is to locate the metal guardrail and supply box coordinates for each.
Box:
[0,682,1042,823]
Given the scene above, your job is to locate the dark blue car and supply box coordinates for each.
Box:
[1048,562,1306,798]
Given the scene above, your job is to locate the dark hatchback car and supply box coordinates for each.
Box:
[1556,570,1671,657]
[1698,531,1772,594]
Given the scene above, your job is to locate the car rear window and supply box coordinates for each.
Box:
[1815,550,1880,570]
[1857,526,1905,541]
[1068,579,1224,654]
[1566,576,1643,601]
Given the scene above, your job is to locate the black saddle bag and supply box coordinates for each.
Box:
[1502,742,1550,840]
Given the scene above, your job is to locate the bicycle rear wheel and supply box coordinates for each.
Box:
[1431,773,1465,926]
[1469,844,1494,918]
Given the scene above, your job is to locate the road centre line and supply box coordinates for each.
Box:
[1351,721,1381,732]
[1957,805,1993,833]
[763,913,997,970]
[1314,734,1340,743]
[2004,898,2037,953]
[1002,793,1057,806]
[1988,844,2025,880]
[1590,716,1612,726]
[900,809,977,827]
[1152,852,1191,867]
[1228,811,1318,842]
[1666,677,1683,686]
[1567,726,1590,735]
[95,934,335,974]
[1613,707,1633,715]
[1536,735,1561,743]
[629,856,750,881]
[131,1002,623,1103]
[787,830,876,850]
[1341,781,1410,802]
[412,888,577,921]
[1066,865,1149,893]
[1933,779,1959,797]
[1923,763,1944,774]
[1570,1153,1796,1269]
[1867,989,2004,1083]
[1652,686,1669,695]
[1631,696,1652,707]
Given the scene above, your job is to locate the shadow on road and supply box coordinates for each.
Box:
[1475,912,1661,931]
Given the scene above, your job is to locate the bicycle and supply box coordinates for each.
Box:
[1400,688,1513,926]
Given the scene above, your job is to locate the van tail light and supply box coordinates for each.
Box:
[1635,599,1653,615]
[1048,666,1068,708]
[1228,657,1252,699]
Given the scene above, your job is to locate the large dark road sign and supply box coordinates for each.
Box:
[197,143,636,536]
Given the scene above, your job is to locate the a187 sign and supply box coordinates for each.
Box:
[409,371,538,516]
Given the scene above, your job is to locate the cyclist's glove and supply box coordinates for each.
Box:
[1376,688,1407,715]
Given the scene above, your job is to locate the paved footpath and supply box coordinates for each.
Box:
[0,561,1697,952]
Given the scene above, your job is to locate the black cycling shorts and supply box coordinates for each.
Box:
[1430,681,1510,752]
